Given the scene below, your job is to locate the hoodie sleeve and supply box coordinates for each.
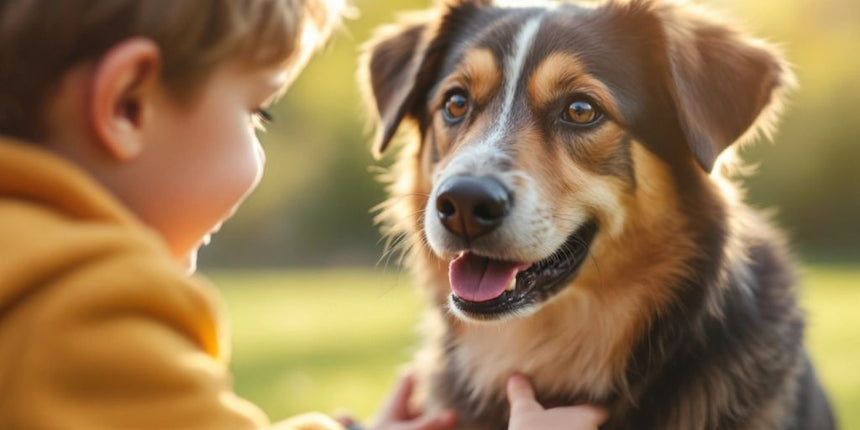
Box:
[0,239,273,429]
[0,227,342,430]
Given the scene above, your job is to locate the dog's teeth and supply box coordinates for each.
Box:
[506,278,517,292]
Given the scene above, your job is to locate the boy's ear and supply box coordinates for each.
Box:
[651,2,794,172]
[90,38,161,161]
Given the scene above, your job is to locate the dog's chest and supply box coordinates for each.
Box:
[421,314,626,428]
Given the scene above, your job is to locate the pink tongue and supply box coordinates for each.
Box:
[449,252,528,302]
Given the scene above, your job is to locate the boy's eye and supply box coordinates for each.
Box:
[255,108,274,123]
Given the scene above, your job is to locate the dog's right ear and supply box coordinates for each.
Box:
[360,19,431,158]
[361,2,490,158]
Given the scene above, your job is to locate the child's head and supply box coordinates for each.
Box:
[0,0,341,270]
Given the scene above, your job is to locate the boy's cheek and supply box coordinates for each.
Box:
[222,138,265,212]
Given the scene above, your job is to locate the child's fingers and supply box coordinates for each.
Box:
[552,405,609,427]
[379,372,418,420]
[332,412,360,428]
[506,374,543,415]
[403,411,458,430]
[276,412,344,430]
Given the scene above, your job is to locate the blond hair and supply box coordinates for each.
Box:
[0,0,342,141]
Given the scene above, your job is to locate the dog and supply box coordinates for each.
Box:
[360,0,836,428]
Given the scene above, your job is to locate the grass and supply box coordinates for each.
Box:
[802,265,860,428]
[211,265,860,427]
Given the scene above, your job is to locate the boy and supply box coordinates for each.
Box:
[0,1,605,429]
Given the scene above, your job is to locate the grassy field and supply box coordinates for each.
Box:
[211,265,860,427]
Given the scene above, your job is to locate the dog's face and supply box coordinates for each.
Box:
[363,0,788,323]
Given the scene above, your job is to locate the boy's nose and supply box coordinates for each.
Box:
[435,176,511,241]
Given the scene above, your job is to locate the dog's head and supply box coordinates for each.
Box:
[361,0,791,323]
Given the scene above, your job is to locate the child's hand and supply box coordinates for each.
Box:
[506,374,608,430]
[278,412,346,430]
[367,373,457,430]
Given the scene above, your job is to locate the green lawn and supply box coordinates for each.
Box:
[211,265,860,427]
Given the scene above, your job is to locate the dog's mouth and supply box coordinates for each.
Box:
[448,221,598,320]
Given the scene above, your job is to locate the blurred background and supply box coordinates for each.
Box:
[199,0,860,426]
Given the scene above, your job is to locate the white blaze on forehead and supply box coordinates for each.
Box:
[484,15,544,148]
[435,15,544,179]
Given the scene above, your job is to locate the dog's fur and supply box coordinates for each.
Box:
[360,1,836,428]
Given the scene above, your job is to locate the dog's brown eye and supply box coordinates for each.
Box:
[564,100,601,125]
[443,92,469,123]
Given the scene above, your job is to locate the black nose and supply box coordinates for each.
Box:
[436,176,511,241]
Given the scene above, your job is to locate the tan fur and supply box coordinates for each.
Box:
[512,125,629,236]
[527,52,622,122]
[430,106,499,166]
[435,48,501,108]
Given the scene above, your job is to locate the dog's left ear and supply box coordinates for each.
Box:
[651,2,794,172]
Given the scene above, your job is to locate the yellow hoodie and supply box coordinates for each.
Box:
[0,137,342,430]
